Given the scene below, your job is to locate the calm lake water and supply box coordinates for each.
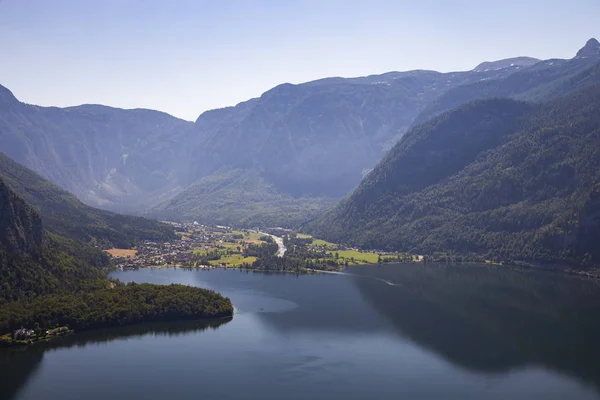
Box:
[3,263,600,400]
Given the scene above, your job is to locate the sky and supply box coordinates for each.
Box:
[0,0,599,121]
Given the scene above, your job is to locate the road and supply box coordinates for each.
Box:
[271,234,287,257]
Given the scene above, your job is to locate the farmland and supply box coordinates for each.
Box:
[105,248,137,258]
[105,224,415,273]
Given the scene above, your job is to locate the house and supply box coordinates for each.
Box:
[13,328,34,340]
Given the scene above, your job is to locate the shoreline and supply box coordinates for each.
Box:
[113,259,600,280]
[0,315,234,349]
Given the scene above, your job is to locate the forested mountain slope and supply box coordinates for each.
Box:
[0,180,233,334]
[151,167,335,227]
[0,179,106,303]
[0,152,175,248]
[309,85,600,269]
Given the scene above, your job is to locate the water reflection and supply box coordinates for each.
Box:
[5,265,600,400]
[0,318,231,400]
[351,263,600,389]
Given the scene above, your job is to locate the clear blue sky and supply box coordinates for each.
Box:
[0,0,598,121]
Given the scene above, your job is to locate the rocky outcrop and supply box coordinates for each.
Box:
[0,179,42,254]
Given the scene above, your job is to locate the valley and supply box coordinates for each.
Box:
[1,2,600,398]
[107,223,413,272]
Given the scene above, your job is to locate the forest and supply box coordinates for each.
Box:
[0,283,233,334]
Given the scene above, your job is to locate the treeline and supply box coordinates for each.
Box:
[0,282,233,333]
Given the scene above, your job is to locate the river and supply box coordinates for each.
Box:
[3,263,600,400]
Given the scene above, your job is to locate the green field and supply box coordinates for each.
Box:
[312,238,337,248]
[328,249,379,264]
[192,230,269,268]
[296,233,335,247]
[208,254,257,267]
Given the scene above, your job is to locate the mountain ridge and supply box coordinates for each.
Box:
[1,39,599,227]
[473,57,540,72]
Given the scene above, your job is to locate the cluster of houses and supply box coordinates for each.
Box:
[13,326,69,341]
[112,223,236,270]
[13,328,35,340]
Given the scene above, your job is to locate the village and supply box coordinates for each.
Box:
[107,223,278,270]
[106,223,419,271]
[0,326,72,347]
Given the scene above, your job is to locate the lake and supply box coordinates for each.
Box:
[3,263,600,400]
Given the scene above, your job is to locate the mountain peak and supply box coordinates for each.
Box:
[0,84,18,103]
[576,38,600,58]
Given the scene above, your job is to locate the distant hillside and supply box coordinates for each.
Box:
[150,168,334,227]
[309,85,600,269]
[0,88,193,210]
[0,153,176,248]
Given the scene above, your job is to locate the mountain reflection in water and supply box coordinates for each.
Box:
[0,318,231,400]
[3,265,600,400]
[350,264,600,388]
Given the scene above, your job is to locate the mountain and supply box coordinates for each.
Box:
[0,91,194,210]
[308,84,600,269]
[0,152,176,248]
[151,57,570,225]
[0,57,541,225]
[576,38,600,58]
[1,40,599,227]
